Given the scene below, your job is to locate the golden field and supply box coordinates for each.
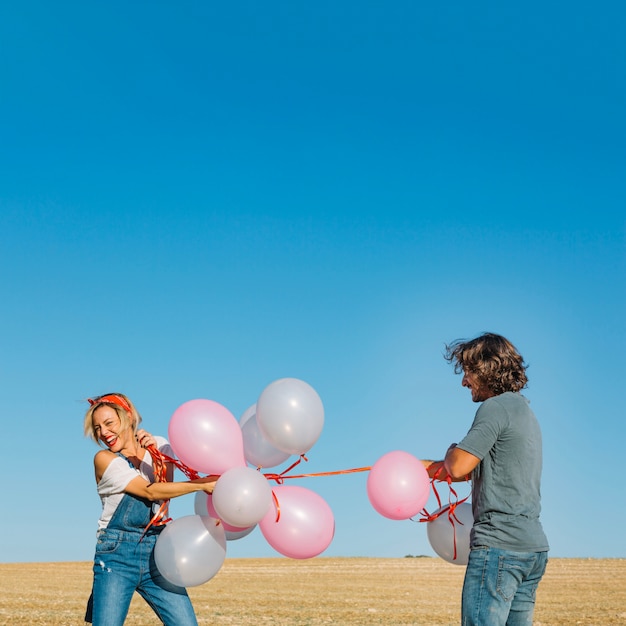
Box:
[1,557,624,625]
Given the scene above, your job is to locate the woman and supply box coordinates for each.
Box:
[84,392,217,626]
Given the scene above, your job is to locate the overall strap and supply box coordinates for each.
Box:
[117,451,138,470]
[105,493,153,531]
[104,454,153,531]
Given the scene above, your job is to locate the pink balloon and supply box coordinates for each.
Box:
[168,399,246,475]
[366,450,430,520]
[259,485,335,559]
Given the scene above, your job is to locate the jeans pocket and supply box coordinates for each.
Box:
[496,553,534,602]
[95,529,121,554]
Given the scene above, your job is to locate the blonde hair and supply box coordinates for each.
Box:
[84,392,143,446]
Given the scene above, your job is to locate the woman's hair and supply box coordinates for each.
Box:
[444,332,528,395]
[84,392,143,445]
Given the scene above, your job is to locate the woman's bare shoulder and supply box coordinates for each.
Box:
[94,449,117,481]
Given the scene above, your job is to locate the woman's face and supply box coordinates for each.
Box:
[92,405,131,451]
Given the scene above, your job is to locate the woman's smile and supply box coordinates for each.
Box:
[92,405,128,451]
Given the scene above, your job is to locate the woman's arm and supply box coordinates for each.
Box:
[94,446,218,501]
[123,474,218,502]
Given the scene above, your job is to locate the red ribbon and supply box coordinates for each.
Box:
[263,454,371,484]
[262,455,372,521]
[416,465,470,561]
[140,445,204,538]
[139,449,469,554]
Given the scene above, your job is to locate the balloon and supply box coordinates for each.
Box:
[256,378,324,455]
[240,404,291,468]
[193,490,209,516]
[366,450,430,520]
[259,485,335,559]
[427,502,473,565]
[238,404,255,428]
[168,399,246,475]
[154,515,226,587]
[194,492,256,541]
[220,525,256,541]
[212,466,273,528]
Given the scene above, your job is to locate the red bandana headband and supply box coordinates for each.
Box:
[88,394,133,415]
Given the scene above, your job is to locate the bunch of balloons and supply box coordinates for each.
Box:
[154,377,332,587]
[153,377,471,588]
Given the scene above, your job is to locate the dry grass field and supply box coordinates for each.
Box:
[1,557,624,625]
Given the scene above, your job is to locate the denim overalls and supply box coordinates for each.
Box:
[85,492,198,625]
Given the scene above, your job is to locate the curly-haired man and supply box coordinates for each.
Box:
[424,332,549,626]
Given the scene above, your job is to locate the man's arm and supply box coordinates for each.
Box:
[444,444,480,480]
[422,443,479,482]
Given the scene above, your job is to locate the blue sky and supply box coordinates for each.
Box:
[1,1,624,563]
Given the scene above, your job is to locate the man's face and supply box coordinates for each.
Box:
[462,370,495,402]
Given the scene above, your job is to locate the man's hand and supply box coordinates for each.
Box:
[421,459,451,481]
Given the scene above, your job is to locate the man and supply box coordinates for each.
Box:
[423,332,549,626]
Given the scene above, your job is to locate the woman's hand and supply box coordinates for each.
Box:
[136,429,157,449]
[196,475,219,494]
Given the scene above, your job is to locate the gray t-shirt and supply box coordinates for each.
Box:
[457,392,549,552]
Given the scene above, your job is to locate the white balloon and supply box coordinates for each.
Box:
[256,378,324,455]
[426,502,473,565]
[240,404,291,468]
[194,490,209,516]
[154,515,226,587]
[212,466,273,528]
[222,525,256,541]
[239,403,256,428]
[194,491,258,541]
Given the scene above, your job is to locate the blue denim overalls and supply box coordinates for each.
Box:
[85,492,198,625]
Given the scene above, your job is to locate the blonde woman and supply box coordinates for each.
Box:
[84,393,217,626]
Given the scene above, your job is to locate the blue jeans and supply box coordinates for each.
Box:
[87,494,198,626]
[461,546,548,626]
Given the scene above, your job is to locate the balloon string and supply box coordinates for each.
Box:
[139,445,202,538]
[263,454,308,482]
[140,501,173,541]
[415,465,470,561]
[273,466,372,480]
[146,445,202,480]
[139,448,468,554]
[270,489,281,522]
[262,454,372,484]
[259,456,372,523]
[146,447,372,486]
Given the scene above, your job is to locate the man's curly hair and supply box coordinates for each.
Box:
[444,332,528,395]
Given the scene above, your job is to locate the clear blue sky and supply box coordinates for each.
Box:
[1,1,624,563]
